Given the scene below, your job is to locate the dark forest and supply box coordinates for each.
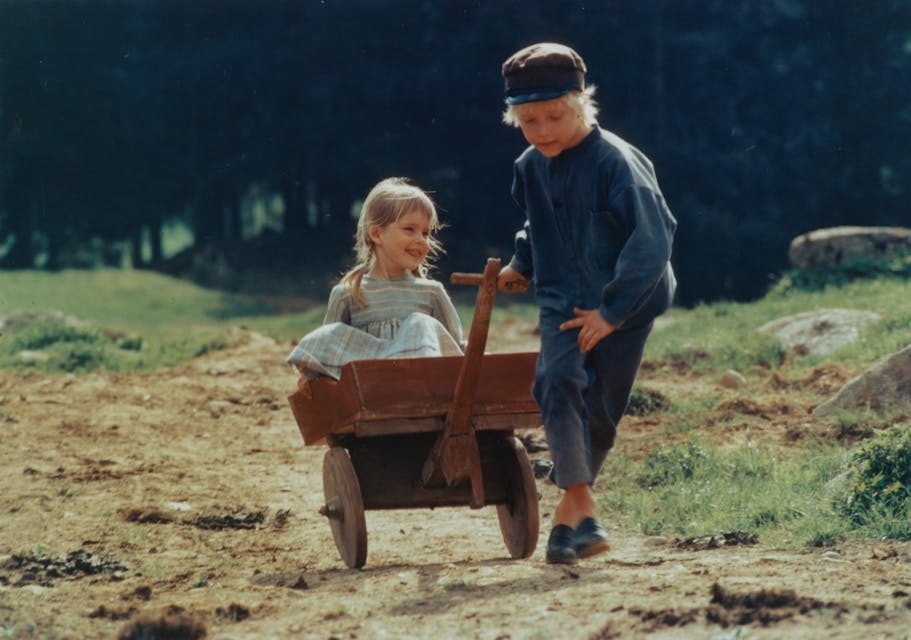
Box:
[1,0,909,304]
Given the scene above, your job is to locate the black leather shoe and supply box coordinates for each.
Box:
[546,524,578,564]
[573,517,610,558]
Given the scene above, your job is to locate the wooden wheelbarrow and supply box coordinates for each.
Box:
[287,258,541,568]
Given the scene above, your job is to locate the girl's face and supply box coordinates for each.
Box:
[368,209,432,279]
[514,96,590,158]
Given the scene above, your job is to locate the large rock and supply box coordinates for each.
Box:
[813,344,911,416]
[758,309,880,356]
[789,226,911,270]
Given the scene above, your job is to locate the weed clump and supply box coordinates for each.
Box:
[636,441,707,488]
[0,313,231,373]
[839,423,911,534]
[626,386,671,416]
[0,319,118,372]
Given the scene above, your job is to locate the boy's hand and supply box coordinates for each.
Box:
[560,307,616,352]
[497,265,530,293]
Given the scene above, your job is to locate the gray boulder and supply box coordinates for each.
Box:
[813,344,911,416]
[789,226,911,270]
[758,309,880,356]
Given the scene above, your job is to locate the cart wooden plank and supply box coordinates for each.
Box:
[288,351,539,446]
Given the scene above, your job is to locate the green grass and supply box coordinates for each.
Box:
[7,265,906,370]
[0,269,268,371]
[2,263,909,376]
[645,275,911,375]
[601,436,909,547]
[0,269,276,336]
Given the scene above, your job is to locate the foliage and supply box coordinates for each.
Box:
[0,319,124,373]
[772,249,911,294]
[839,423,911,530]
[636,441,707,489]
[0,269,278,337]
[646,272,911,375]
[605,440,858,546]
[7,320,100,352]
[647,311,787,375]
[626,386,671,416]
[2,2,910,305]
[0,316,230,373]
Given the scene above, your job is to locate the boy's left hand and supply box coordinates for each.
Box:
[560,307,616,353]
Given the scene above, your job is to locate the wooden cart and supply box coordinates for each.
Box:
[287,258,541,568]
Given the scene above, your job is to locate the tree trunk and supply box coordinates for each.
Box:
[0,163,35,269]
[131,225,143,268]
[149,214,163,266]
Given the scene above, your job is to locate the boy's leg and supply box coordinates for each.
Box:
[585,320,653,479]
[533,310,592,489]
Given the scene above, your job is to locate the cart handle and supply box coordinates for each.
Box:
[451,272,528,292]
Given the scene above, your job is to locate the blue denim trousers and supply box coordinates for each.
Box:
[533,309,653,488]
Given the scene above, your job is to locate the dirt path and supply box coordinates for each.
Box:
[1,329,910,639]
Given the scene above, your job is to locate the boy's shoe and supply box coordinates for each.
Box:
[545,524,578,564]
[572,517,610,558]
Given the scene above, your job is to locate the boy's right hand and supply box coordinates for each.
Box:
[497,265,530,293]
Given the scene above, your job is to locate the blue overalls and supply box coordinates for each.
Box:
[509,126,677,487]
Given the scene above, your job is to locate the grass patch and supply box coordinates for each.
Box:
[0,269,275,338]
[838,422,911,536]
[0,315,230,373]
[604,424,911,547]
[603,439,855,546]
[645,274,911,376]
[626,386,671,416]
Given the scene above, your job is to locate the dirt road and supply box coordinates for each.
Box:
[2,328,910,639]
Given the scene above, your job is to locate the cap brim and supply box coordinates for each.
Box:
[505,88,573,105]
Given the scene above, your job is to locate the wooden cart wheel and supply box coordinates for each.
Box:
[322,447,367,569]
[496,435,539,559]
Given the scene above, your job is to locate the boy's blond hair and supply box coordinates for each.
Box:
[502,85,599,128]
[340,177,442,307]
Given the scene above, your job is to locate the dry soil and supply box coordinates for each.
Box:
[2,325,910,639]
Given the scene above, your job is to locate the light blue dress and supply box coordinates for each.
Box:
[286,273,464,379]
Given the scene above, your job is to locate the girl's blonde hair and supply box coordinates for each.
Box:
[340,177,442,307]
[501,85,599,128]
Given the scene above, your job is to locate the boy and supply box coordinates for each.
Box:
[497,42,677,564]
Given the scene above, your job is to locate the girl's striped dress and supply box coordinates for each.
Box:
[286,273,464,379]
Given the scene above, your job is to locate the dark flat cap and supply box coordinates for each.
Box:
[502,42,587,105]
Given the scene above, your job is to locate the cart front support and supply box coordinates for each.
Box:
[421,257,500,508]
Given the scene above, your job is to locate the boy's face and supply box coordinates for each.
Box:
[514,97,590,158]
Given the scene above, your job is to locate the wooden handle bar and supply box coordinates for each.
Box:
[451,271,529,292]
[450,272,484,286]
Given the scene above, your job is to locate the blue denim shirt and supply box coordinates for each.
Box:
[508,126,677,329]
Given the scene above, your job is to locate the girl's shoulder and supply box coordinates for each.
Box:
[411,275,448,294]
[327,282,353,303]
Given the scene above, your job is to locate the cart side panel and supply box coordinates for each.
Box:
[353,352,539,419]
[288,372,361,445]
[288,352,540,444]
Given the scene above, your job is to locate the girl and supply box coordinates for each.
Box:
[286,177,463,382]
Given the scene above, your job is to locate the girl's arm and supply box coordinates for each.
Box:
[323,285,352,325]
[432,284,464,344]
